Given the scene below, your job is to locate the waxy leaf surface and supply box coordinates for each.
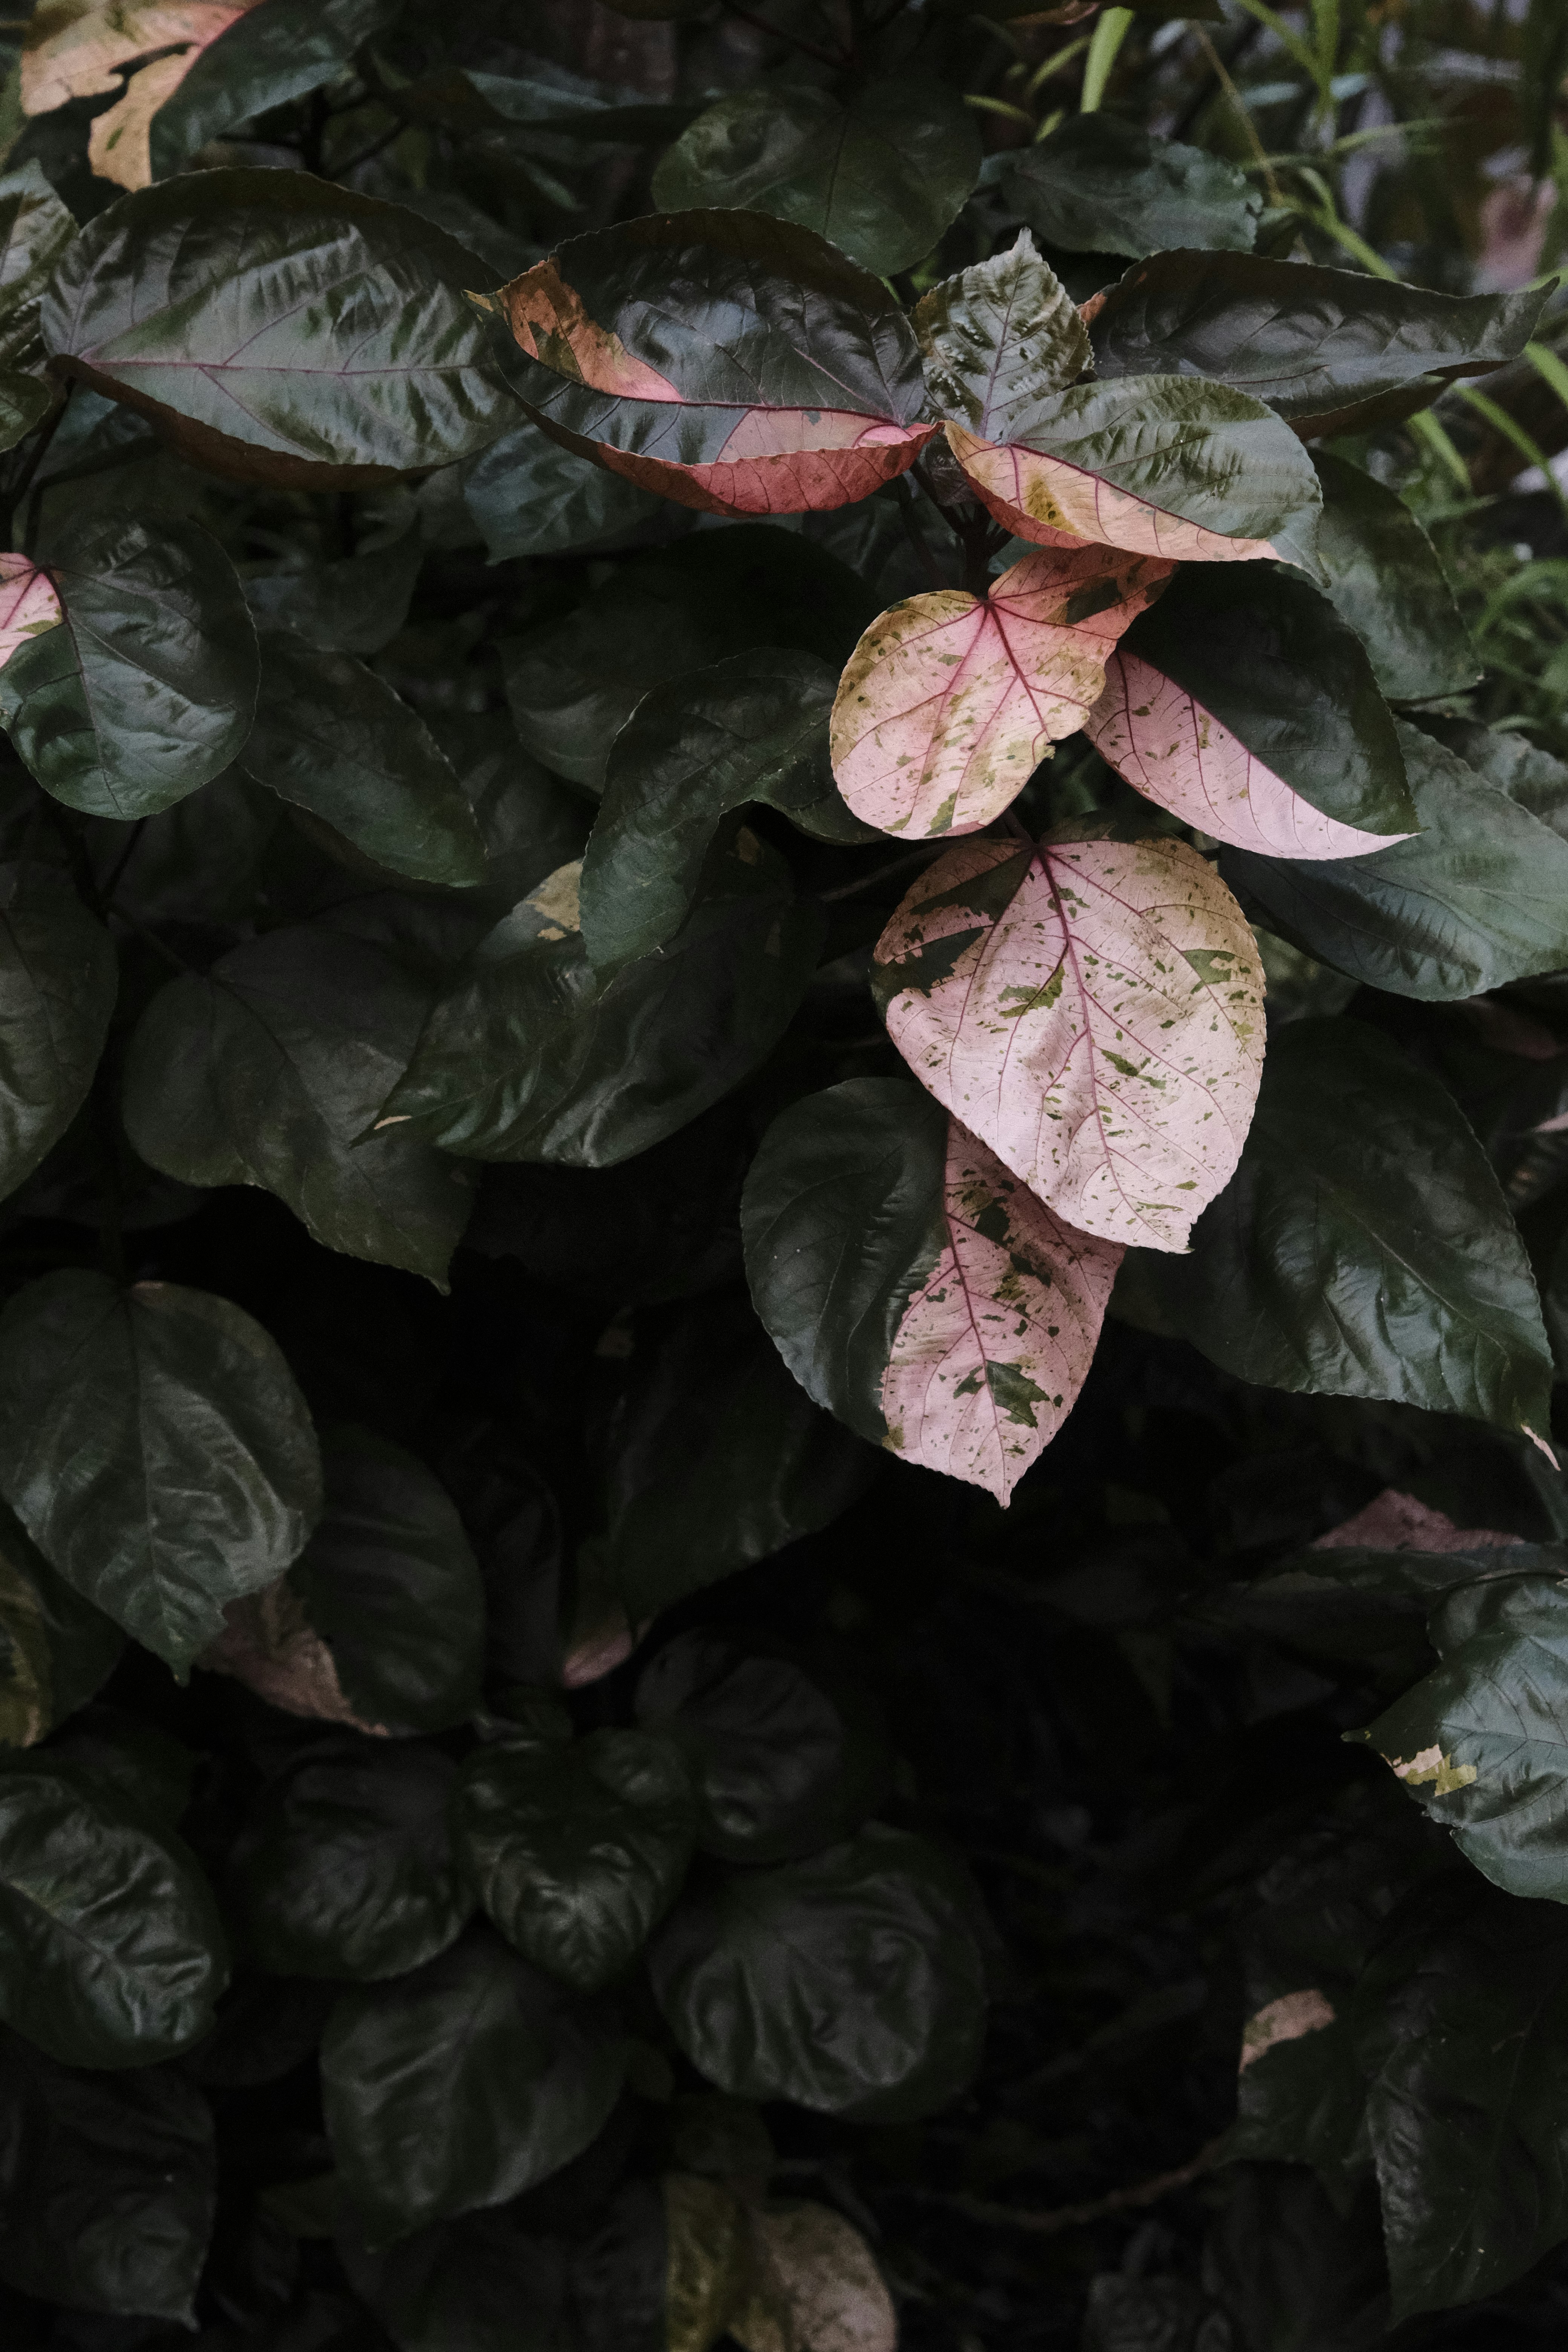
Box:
[831,543,1171,839]
[915,234,1089,430]
[0,160,79,375]
[873,834,1265,1251]
[0,862,115,1207]
[478,210,934,517]
[1006,115,1261,259]
[464,417,665,561]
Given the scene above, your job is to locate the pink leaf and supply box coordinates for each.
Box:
[1086,650,1412,858]
[1312,1488,1524,1553]
[874,833,1265,1251]
[0,556,61,668]
[830,545,1172,839]
[23,1,257,190]
[946,419,1288,563]
[882,1117,1121,1504]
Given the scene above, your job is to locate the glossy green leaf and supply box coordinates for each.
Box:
[1145,1017,1556,1443]
[243,528,422,658]
[1006,116,1261,259]
[650,79,981,279]
[915,232,1089,434]
[587,1291,876,1627]
[1415,713,1568,841]
[0,862,115,1208]
[0,1271,323,1676]
[1311,452,1479,703]
[463,418,665,561]
[0,1753,227,2066]
[0,1497,121,1744]
[0,372,49,453]
[286,1429,485,1736]
[147,0,408,179]
[579,649,860,971]
[635,1629,892,1865]
[0,159,77,374]
[122,917,477,1285]
[380,830,824,1166]
[0,2038,216,2321]
[43,170,516,487]
[1225,721,1568,1000]
[322,1924,627,2241]
[455,1728,695,1991]
[0,514,259,819]
[649,1825,987,2119]
[1087,251,1551,434]
[236,633,487,888]
[228,1738,473,1982]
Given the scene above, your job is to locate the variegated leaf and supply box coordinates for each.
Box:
[22,0,260,190]
[0,555,61,668]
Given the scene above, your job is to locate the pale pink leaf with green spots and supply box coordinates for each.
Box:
[882,1116,1121,1504]
[872,832,1265,1252]
[829,544,1172,840]
[0,555,62,669]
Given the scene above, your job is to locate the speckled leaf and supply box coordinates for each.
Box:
[872,833,1265,1251]
[831,543,1171,839]
[914,233,1089,435]
[0,556,61,668]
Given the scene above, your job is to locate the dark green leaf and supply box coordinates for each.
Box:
[649,1824,987,2119]
[1412,712,1568,840]
[1005,117,1261,259]
[741,1076,946,1446]
[48,1701,196,1824]
[322,1924,627,2241]
[434,710,592,909]
[0,2037,216,2321]
[587,1291,877,1626]
[228,1738,473,1982]
[85,766,279,927]
[236,633,487,889]
[0,1754,227,2066]
[635,1629,893,1864]
[1311,451,1479,702]
[0,862,116,1208]
[380,827,825,1166]
[454,1728,695,1991]
[147,0,409,180]
[43,170,516,487]
[464,420,665,561]
[0,515,259,819]
[1144,1017,1556,1442]
[243,528,422,658]
[1225,721,1568,1000]
[337,2202,568,2352]
[1086,251,1550,433]
[0,159,77,374]
[0,1271,323,1676]
[914,233,1089,435]
[0,372,49,453]
[121,918,477,1285]
[650,80,981,279]
[287,1428,485,1736]
[579,649,862,971]
[0,1496,121,1743]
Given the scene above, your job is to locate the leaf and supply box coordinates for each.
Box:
[286,1428,485,1736]
[453,1728,696,1991]
[146,0,407,182]
[1086,564,1416,856]
[0,372,50,453]
[586,1291,876,1628]
[743,1081,1121,1500]
[1004,115,1262,259]
[196,1574,387,1735]
[1085,251,1551,435]
[580,649,860,970]
[649,78,981,279]
[464,417,665,560]
[121,917,477,1285]
[0,862,115,1208]
[227,1738,474,1981]
[43,169,516,487]
[1416,712,1568,840]
[945,377,1323,574]
[872,832,1266,1251]
[1144,1017,1556,1443]
[0,159,78,374]
[337,2201,569,2352]
[235,633,487,888]
[379,830,825,1166]
[914,233,1090,434]
[0,555,61,670]
[0,1271,323,1677]
[322,1923,627,2242]
[831,543,1172,840]
[243,526,422,658]
[474,210,935,518]
[0,1497,121,1740]
[1311,451,1479,703]
[0,2037,216,2321]
[1224,721,1568,1001]
[21,0,261,190]
[0,1752,228,2066]
[734,2200,897,2352]
[634,1628,893,1865]
[0,513,258,819]
[649,1824,987,2120]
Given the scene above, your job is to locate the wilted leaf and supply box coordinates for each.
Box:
[915,233,1089,432]
[831,543,1171,839]
[1006,115,1261,259]
[1312,452,1479,703]
[0,862,115,1208]
[873,832,1265,1251]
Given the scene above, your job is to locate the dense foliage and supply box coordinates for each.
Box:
[0,0,1566,2345]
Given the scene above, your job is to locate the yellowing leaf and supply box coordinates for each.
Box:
[735,2200,897,2352]
[882,1118,1121,1505]
[0,1545,49,1749]
[1086,650,1411,859]
[0,555,61,669]
[665,2172,755,2352]
[22,0,259,191]
[830,545,1171,839]
[873,834,1265,1251]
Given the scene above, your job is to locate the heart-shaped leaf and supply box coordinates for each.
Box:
[1006,116,1262,259]
[474,210,935,518]
[0,862,116,1208]
[872,833,1265,1251]
[914,233,1090,432]
[831,543,1171,839]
